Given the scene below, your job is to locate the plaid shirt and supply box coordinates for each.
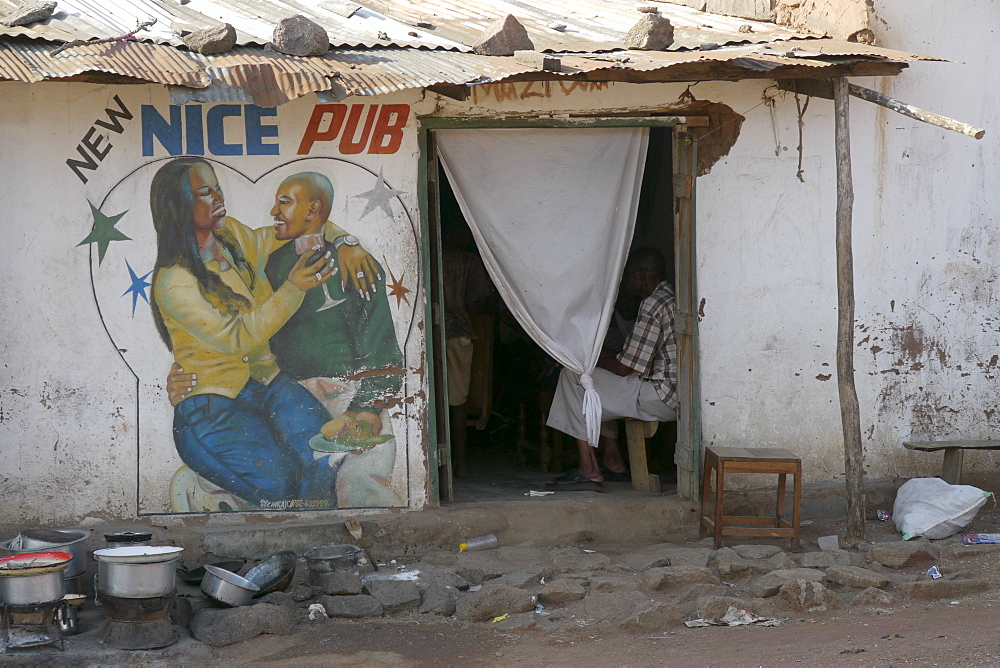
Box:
[617,281,679,410]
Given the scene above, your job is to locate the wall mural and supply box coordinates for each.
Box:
[78,100,417,513]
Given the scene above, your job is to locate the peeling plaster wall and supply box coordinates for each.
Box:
[697,4,998,486]
[856,0,999,477]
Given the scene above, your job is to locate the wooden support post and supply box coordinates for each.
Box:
[776,79,986,140]
[848,84,985,140]
[834,78,867,543]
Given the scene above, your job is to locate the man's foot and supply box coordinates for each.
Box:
[545,470,605,492]
[600,465,631,482]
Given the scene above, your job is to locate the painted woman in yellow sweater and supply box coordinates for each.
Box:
[149,157,337,508]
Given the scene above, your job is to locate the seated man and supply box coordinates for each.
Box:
[545,248,678,491]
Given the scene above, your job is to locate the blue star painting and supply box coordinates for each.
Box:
[121,259,152,316]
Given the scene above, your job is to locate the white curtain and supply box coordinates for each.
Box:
[437,128,649,445]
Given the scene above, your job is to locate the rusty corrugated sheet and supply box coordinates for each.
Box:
[190,47,341,106]
[0,41,207,85]
[0,35,934,97]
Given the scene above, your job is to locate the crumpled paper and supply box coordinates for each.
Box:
[308,603,328,620]
[684,606,785,628]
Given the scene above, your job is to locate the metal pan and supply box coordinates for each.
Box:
[201,565,260,607]
[244,551,296,597]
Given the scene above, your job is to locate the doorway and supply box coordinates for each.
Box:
[419,119,699,503]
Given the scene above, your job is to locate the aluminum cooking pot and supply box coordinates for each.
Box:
[201,565,260,607]
[0,529,89,579]
[94,547,183,599]
[0,552,71,605]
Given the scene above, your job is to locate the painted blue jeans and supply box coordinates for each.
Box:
[173,374,334,506]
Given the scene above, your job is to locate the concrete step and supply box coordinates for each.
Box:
[190,494,700,561]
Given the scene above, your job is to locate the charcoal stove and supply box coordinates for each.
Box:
[97,593,176,650]
[0,599,67,654]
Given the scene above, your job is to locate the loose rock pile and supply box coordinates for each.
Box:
[173,538,999,645]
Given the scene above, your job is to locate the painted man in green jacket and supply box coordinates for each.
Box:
[263,171,404,420]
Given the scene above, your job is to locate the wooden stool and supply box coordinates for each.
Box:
[624,419,659,492]
[700,446,802,551]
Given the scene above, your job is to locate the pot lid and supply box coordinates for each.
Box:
[0,551,72,575]
[93,546,184,564]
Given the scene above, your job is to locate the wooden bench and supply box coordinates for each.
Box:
[903,440,1000,485]
[700,446,802,551]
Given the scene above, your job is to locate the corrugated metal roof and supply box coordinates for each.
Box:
[0,0,465,49]
[0,1,940,102]
[362,0,809,52]
[0,0,812,52]
[0,36,936,98]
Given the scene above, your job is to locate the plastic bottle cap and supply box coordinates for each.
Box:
[459,543,469,552]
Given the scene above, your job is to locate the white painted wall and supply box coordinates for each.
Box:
[0,85,430,524]
[2,4,993,523]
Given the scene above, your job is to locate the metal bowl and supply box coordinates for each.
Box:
[201,565,260,607]
[244,551,296,597]
[177,560,245,585]
[304,544,361,575]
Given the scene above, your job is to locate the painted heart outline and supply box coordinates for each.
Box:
[87,156,420,513]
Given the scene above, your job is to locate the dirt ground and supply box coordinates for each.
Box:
[11,597,1000,667]
[8,485,1000,667]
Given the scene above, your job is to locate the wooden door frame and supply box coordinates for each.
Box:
[417,115,700,503]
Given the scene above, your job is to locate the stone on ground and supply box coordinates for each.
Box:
[677,583,730,602]
[898,578,989,601]
[624,546,713,571]
[644,566,718,590]
[183,23,237,54]
[490,570,546,589]
[732,545,783,560]
[259,591,297,610]
[826,566,891,589]
[583,591,645,623]
[316,572,363,595]
[289,585,317,602]
[189,603,296,647]
[472,14,534,56]
[751,568,826,598]
[537,578,587,605]
[694,595,780,620]
[778,579,841,612]
[623,13,674,50]
[1,1,56,28]
[551,547,611,572]
[869,542,936,569]
[715,558,753,579]
[418,582,459,616]
[272,15,329,56]
[621,602,684,631]
[363,580,422,613]
[853,587,898,607]
[455,584,535,622]
[493,611,556,631]
[589,574,638,592]
[800,549,852,568]
[172,593,213,628]
[319,594,383,618]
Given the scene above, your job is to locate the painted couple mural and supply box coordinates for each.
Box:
[149,157,404,511]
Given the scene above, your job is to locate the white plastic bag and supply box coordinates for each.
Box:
[892,477,991,540]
